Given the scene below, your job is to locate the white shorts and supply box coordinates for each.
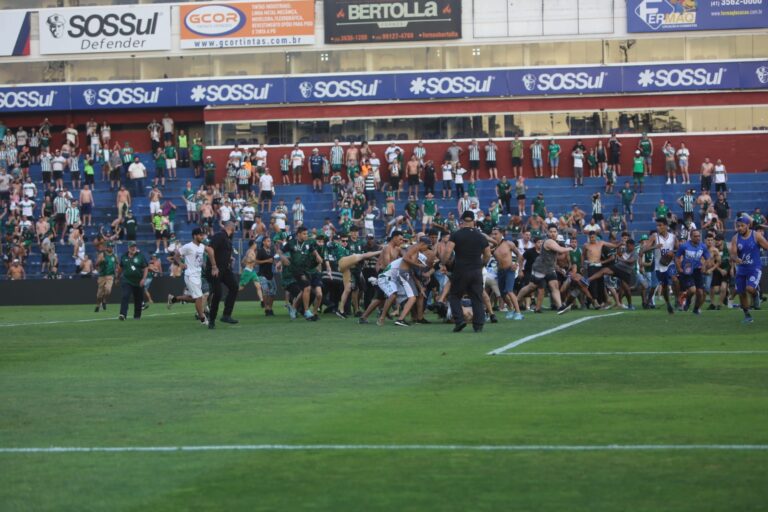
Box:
[166,158,177,169]
[149,201,161,214]
[397,270,417,299]
[377,275,398,297]
[185,200,197,212]
[184,274,203,299]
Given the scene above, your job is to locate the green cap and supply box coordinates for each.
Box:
[128,241,137,247]
[640,234,649,241]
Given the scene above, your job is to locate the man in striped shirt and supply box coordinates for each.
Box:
[529,139,544,178]
[53,190,69,243]
[484,139,498,180]
[677,189,696,223]
[467,139,480,181]
[330,139,344,175]
[413,140,427,166]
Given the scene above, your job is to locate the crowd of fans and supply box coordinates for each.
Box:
[1,118,765,324]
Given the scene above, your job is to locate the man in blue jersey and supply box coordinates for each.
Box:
[730,215,768,323]
[675,229,710,315]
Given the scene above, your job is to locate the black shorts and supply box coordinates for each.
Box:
[55,213,65,224]
[469,160,480,170]
[243,220,254,232]
[711,270,729,288]
[53,170,63,181]
[238,183,250,193]
[609,264,636,287]
[511,157,522,166]
[597,154,607,163]
[192,160,202,168]
[42,172,51,184]
[408,175,419,186]
[487,160,496,168]
[30,147,40,157]
[390,176,400,188]
[516,194,526,200]
[80,203,92,215]
[715,183,727,193]
[533,271,558,288]
[156,167,165,178]
[592,213,604,222]
[311,171,322,180]
[71,171,80,181]
[608,153,620,165]
[679,269,704,290]
[310,274,323,288]
[288,276,310,297]
[260,190,273,201]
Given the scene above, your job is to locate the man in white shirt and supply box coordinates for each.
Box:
[384,142,403,164]
[127,156,147,197]
[168,228,208,325]
[290,144,305,184]
[255,144,268,172]
[52,150,67,190]
[258,168,274,213]
[22,177,36,199]
[229,145,244,165]
[161,113,174,142]
[291,197,306,229]
[272,202,287,231]
[148,119,162,153]
[62,124,78,148]
[20,197,35,219]
[219,199,234,227]
[241,203,256,239]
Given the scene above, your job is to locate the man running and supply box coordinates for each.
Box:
[675,229,711,315]
[117,241,148,321]
[517,226,573,313]
[359,231,404,325]
[490,227,524,320]
[94,242,117,312]
[731,214,768,323]
[645,218,679,314]
[168,228,209,325]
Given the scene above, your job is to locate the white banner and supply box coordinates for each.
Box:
[38,5,171,55]
[0,11,30,56]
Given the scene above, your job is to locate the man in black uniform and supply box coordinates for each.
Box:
[205,221,239,329]
[441,210,491,332]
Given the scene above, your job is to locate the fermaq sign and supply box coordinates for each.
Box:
[38,4,171,55]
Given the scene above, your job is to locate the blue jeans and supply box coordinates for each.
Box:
[132,178,144,197]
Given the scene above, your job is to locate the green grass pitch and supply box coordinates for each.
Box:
[1,303,767,511]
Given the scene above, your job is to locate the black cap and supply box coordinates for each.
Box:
[191,227,203,236]
[461,210,475,221]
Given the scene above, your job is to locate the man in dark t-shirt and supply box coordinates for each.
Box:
[205,222,238,328]
[442,210,491,332]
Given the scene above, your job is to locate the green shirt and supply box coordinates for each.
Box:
[548,143,560,158]
[177,135,188,149]
[569,248,582,269]
[164,146,177,159]
[120,252,148,286]
[496,181,511,197]
[639,138,652,156]
[633,156,644,174]
[121,147,134,164]
[532,198,546,217]
[406,201,419,218]
[191,144,204,161]
[423,199,436,216]
[466,181,477,197]
[183,188,195,201]
[655,204,669,219]
[98,253,117,276]
[84,162,94,176]
[155,153,166,169]
[511,140,523,158]
[620,188,635,205]
[123,217,137,237]
[204,162,216,178]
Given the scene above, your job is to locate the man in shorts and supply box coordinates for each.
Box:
[632,150,645,193]
[168,227,209,325]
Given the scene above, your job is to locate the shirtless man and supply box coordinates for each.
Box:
[79,185,94,227]
[116,186,131,219]
[392,236,431,326]
[490,227,524,320]
[149,187,163,216]
[7,259,25,280]
[580,238,643,309]
[345,142,360,171]
[238,241,264,302]
[580,231,621,307]
[199,201,214,235]
[359,230,404,325]
[700,157,714,193]
[405,155,421,199]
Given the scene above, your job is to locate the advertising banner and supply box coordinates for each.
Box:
[0,85,70,113]
[508,66,623,96]
[395,70,508,100]
[69,83,177,110]
[622,62,741,93]
[179,1,315,49]
[628,0,768,33]
[324,0,461,44]
[177,77,285,106]
[0,11,31,57]
[738,60,768,89]
[285,74,397,103]
[38,4,171,55]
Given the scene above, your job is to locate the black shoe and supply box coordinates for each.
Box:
[265,310,274,316]
[358,317,369,324]
[118,314,125,321]
[453,322,467,332]
[667,304,674,315]
[335,310,347,320]
[142,303,150,311]
[489,314,498,324]
[208,323,215,329]
[415,318,431,324]
[394,319,411,327]
[534,309,542,314]
[101,302,106,311]
[473,326,483,333]
[220,316,239,324]
[94,306,100,313]
[354,311,362,318]
[707,304,716,310]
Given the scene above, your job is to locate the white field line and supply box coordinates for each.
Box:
[0,312,178,328]
[499,351,768,357]
[1,444,767,454]
[487,312,625,356]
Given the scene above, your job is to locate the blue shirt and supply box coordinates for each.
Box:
[676,241,710,274]
[309,154,323,173]
[736,231,762,274]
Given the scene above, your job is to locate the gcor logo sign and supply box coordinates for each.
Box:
[39,5,170,55]
[184,5,246,37]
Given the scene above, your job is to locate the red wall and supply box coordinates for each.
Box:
[204,132,768,182]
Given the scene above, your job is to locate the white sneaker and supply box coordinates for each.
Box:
[673,178,677,184]
[665,179,671,185]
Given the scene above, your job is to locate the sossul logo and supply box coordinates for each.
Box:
[636,67,726,88]
[298,79,382,99]
[408,75,495,95]
[189,82,273,103]
[45,11,161,38]
[522,71,608,92]
[756,66,768,85]
[0,90,57,109]
[82,86,163,106]
[184,5,246,37]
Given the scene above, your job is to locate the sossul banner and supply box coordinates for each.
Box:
[0,60,767,112]
[179,1,315,49]
[38,4,171,55]
[324,0,461,44]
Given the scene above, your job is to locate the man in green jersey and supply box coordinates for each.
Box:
[619,181,636,221]
[191,137,204,178]
[632,149,645,193]
[118,241,148,320]
[421,193,437,230]
[177,129,189,167]
[95,242,117,313]
[637,132,654,176]
[655,199,669,221]
[279,227,322,321]
[531,192,547,218]
[164,140,178,182]
[547,139,561,179]
[120,141,134,177]
[204,156,216,187]
[153,147,166,188]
